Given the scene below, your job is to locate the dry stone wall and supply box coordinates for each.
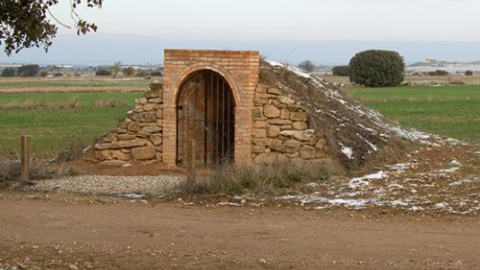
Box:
[93,82,164,166]
[251,84,328,164]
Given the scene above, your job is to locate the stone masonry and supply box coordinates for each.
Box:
[92,49,329,167]
[251,84,328,164]
[93,81,164,166]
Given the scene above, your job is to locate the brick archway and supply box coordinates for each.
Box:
[162,49,260,167]
[175,70,236,167]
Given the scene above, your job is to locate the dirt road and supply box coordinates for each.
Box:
[0,193,479,270]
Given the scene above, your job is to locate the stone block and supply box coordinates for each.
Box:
[284,139,302,149]
[266,138,283,148]
[149,81,163,91]
[252,128,267,138]
[252,138,266,146]
[127,122,142,132]
[117,134,137,141]
[280,125,293,130]
[95,139,147,150]
[277,96,295,105]
[252,145,266,154]
[95,150,112,161]
[118,121,129,129]
[272,100,287,109]
[145,90,159,99]
[267,119,292,125]
[113,128,127,134]
[143,103,161,111]
[149,98,163,104]
[292,121,308,130]
[287,104,304,112]
[267,87,283,95]
[142,125,162,134]
[253,107,263,118]
[280,109,290,120]
[255,93,276,99]
[290,112,307,122]
[111,150,130,161]
[144,112,158,122]
[136,131,149,138]
[254,97,269,106]
[150,134,163,146]
[280,130,314,142]
[131,145,156,160]
[264,104,281,118]
[315,138,327,150]
[256,85,268,93]
[267,125,281,138]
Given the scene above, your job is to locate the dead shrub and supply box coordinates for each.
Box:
[448,78,466,85]
[55,140,87,162]
[0,158,76,185]
[57,98,78,109]
[93,99,128,108]
[0,98,78,110]
[178,162,332,195]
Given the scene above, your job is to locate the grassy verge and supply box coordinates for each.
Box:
[0,92,143,157]
[347,85,480,142]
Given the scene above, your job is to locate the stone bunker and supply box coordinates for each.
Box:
[92,49,405,170]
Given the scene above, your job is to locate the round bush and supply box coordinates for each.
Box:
[95,69,112,76]
[332,65,350,76]
[349,50,405,87]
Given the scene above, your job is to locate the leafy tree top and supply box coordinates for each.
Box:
[0,0,103,55]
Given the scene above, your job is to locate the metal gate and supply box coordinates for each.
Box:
[176,71,235,167]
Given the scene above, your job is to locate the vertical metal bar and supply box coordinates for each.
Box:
[20,135,30,181]
[225,80,231,159]
[187,139,196,172]
[204,73,209,166]
[210,72,214,165]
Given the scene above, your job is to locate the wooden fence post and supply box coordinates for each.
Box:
[20,135,30,181]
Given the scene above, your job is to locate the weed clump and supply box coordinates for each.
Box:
[179,162,332,196]
[0,98,78,110]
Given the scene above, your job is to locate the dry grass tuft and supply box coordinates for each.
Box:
[0,98,78,110]
[93,99,128,108]
[179,162,332,195]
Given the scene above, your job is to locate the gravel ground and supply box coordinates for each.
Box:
[30,175,185,197]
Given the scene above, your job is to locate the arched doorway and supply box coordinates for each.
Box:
[176,70,235,167]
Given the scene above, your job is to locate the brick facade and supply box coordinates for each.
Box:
[162,49,260,166]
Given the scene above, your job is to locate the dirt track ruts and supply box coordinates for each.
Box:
[0,193,479,270]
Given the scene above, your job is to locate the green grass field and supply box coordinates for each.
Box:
[0,92,143,157]
[347,85,480,142]
[1,80,480,158]
[0,77,154,89]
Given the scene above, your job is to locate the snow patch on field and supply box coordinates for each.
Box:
[348,171,387,189]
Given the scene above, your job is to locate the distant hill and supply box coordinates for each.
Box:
[409,58,480,67]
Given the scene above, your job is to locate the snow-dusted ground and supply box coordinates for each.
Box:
[276,154,480,214]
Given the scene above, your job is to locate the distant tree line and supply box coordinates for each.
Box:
[1,65,40,77]
[2,63,163,78]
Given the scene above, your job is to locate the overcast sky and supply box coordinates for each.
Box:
[1,0,479,65]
